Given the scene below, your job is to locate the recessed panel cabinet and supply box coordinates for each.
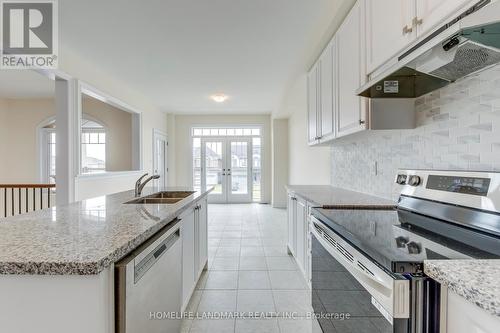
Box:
[337,0,366,138]
[366,0,474,75]
[307,0,476,145]
[181,199,208,310]
[287,193,311,284]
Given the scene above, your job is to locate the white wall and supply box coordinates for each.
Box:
[281,75,331,185]
[272,118,289,208]
[166,113,177,186]
[173,114,272,203]
[58,48,168,198]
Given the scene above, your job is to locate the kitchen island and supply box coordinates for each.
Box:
[0,187,211,333]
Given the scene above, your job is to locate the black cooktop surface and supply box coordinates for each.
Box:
[311,207,499,274]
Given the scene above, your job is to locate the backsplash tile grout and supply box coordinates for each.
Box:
[331,64,500,201]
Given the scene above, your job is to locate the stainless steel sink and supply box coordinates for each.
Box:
[125,197,184,204]
[124,191,195,205]
[147,191,195,199]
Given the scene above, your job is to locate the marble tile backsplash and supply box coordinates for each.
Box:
[331,64,500,201]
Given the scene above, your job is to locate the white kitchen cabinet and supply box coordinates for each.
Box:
[196,198,208,276]
[181,207,195,309]
[336,0,367,138]
[446,290,500,333]
[287,194,297,255]
[307,63,319,145]
[181,199,208,310]
[287,192,311,282]
[295,197,307,275]
[416,0,473,38]
[365,0,416,74]
[365,0,476,75]
[319,40,336,141]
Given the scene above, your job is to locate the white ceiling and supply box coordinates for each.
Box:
[59,0,348,114]
[0,1,350,114]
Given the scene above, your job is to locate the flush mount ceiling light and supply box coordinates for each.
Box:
[210,93,229,103]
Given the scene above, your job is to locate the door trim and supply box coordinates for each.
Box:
[152,129,168,188]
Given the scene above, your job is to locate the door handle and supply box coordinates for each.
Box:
[402,25,413,35]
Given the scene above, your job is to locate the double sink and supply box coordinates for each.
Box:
[125,191,195,205]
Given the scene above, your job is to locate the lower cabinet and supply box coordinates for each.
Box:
[181,199,208,310]
[287,192,311,285]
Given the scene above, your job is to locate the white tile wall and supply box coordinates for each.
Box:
[331,64,500,201]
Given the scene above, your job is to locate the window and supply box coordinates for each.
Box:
[41,128,56,184]
[81,119,106,174]
[192,127,260,137]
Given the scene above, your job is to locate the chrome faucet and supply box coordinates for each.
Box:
[135,173,160,197]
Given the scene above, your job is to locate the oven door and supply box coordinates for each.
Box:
[310,216,410,333]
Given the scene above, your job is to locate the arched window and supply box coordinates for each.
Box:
[39,116,107,183]
[81,117,106,174]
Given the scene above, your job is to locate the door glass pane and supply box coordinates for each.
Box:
[252,137,261,202]
[231,141,248,194]
[193,138,201,191]
[205,141,223,194]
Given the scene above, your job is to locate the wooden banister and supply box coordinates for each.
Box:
[0,184,56,218]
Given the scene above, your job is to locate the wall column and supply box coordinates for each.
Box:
[55,78,80,205]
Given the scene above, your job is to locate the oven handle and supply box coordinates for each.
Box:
[310,220,392,297]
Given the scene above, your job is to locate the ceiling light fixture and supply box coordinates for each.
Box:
[211,93,228,103]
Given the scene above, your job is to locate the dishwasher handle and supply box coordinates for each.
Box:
[134,228,180,283]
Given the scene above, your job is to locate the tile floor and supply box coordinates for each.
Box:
[181,204,322,333]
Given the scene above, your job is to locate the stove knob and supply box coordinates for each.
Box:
[396,174,407,185]
[408,175,421,186]
[407,241,422,254]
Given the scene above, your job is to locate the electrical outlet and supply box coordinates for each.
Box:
[373,161,378,176]
[369,221,377,236]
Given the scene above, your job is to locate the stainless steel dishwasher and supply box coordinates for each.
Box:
[115,220,182,333]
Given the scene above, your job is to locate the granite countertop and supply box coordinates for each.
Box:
[425,260,500,317]
[285,185,396,209]
[0,187,211,276]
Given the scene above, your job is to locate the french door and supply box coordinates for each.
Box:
[201,138,252,203]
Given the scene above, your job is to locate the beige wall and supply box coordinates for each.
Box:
[173,114,272,203]
[0,98,55,183]
[82,96,132,172]
[271,118,289,208]
[0,96,145,184]
[281,75,331,185]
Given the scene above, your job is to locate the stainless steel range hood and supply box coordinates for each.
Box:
[358,0,500,99]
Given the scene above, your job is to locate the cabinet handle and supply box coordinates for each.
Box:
[359,119,366,125]
[412,17,423,26]
[402,25,413,35]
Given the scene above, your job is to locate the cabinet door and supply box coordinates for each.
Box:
[295,198,307,273]
[197,199,208,275]
[337,0,367,138]
[307,64,319,144]
[319,40,335,140]
[365,0,416,74]
[287,194,297,255]
[416,0,472,38]
[181,207,196,308]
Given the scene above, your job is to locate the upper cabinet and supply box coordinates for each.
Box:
[307,63,319,144]
[307,40,336,145]
[366,0,416,74]
[319,40,335,142]
[366,0,474,74]
[306,0,477,145]
[416,0,473,37]
[337,0,366,138]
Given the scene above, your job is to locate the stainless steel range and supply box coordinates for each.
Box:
[310,170,500,333]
